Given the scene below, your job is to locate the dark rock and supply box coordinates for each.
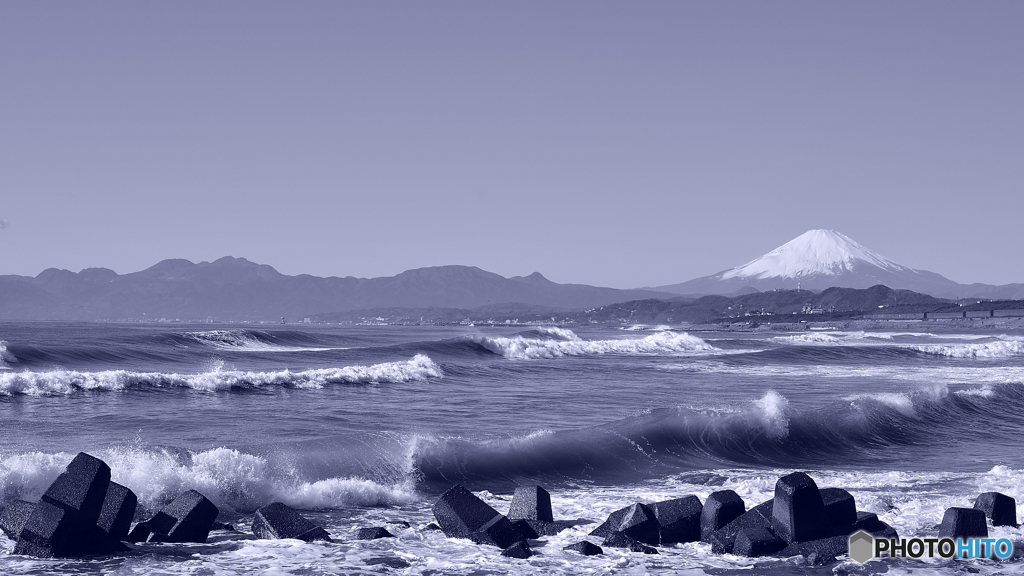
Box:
[251,502,332,542]
[424,522,442,531]
[508,486,553,522]
[432,484,502,538]
[778,534,848,564]
[467,513,520,549]
[211,521,235,531]
[365,556,411,568]
[0,500,35,540]
[501,540,533,559]
[509,519,539,541]
[13,500,126,558]
[700,490,745,541]
[41,453,111,526]
[12,501,77,558]
[938,507,987,540]
[771,472,831,543]
[129,490,219,544]
[563,540,603,556]
[356,526,394,540]
[387,520,411,528]
[602,531,658,554]
[589,505,632,538]
[819,488,856,528]
[708,500,774,554]
[840,511,896,539]
[617,503,660,546]
[524,519,576,536]
[650,495,702,544]
[733,525,785,557]
[975,492,1018,527]
[96,482,137,540]
[160,490,219,543]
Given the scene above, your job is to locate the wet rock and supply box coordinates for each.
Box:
[387,520,411,528]
[356,526,394,540]
[842,511,897,539]
[650,495,702,544]
[778,534,848,564]
[708,500,774,554]
[365,556,411,568]
[211,521,235,531]
[467,514,520,549]
[509,519,539,541]
[129,490,219,544]
[13,500,126,558]
[501,540,533,559]
[12,502,77,557]
[974,492,1018,527]
[700,490,745,541]
[432,484,518,548]
[96,482,137,541]
[771,472,831,544]
[589,505,632,538]
[0,500,35,540]
[251,502,332,542]
[424,522,442,531]
[733,525,785,557]
[819,488,856,528]
[41,452,111,526]
[616,503,660,546]
[563,540,603,556]
[602,531,658,554]
[508,486,553,522]
[938,507,988,540]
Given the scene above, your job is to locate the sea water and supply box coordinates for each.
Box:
[2,322,1024,574]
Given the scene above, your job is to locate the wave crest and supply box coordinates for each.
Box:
[1,447,415,515]
[914,340,1024,359]
[0,354,442,396]
[475,330,714,359]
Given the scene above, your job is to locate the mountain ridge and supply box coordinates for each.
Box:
[654,229,1024,300]
[0,257,673,321]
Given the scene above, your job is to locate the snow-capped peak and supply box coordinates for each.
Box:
[719,229,906,280]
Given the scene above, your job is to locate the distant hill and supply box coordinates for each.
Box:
[566,285,954,324]
[0,257,673,321]
[654,229,1024,300]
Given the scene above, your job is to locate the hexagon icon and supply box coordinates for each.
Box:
[848,530,874,564]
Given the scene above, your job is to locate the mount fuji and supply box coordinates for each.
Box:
[655,229,1007,298]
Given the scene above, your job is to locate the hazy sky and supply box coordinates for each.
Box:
[2,2,1022,288]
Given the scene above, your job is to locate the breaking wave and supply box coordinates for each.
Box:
[471,329,715,359]
[913,339,1024,359]
[177,329,345,352]
[413,382,1024,487]
[0,354,441,396]
[0,446,416,516]
[0,341,14,369]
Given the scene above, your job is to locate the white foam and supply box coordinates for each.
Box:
[478,331,714,359]
[773,332,841,344]
[843,392,917,416]
[1,447,416,515]
[0,354,442,396]
[914,340,1024,358]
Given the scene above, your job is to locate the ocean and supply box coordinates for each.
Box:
[2,322,1024,574]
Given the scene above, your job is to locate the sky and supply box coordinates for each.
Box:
[1,2,1022,289]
